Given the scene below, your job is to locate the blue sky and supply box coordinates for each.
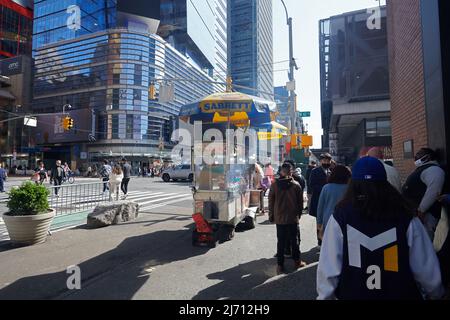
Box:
[272,0,387,148]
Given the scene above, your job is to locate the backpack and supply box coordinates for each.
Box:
[100,165,111,178]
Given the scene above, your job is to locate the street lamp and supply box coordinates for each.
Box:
[63,103,72,114]
[280,0,299,159]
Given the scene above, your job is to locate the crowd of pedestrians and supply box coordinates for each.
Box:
[265,147,450,300]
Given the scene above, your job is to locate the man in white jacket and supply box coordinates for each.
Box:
[368,147,402,192]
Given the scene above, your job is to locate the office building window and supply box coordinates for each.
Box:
[366,118,391,137]
[126,114,133,139]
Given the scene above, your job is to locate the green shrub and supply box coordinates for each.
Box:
[7,182,50,216]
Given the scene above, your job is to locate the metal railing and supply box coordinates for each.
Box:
[48,182,111,216]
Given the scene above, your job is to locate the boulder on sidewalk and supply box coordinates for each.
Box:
[87,201,139,228]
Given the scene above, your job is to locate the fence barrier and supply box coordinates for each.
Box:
[48,182,111,216]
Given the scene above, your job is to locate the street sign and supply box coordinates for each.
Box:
[298,112,311,118]
[286,81,296,91]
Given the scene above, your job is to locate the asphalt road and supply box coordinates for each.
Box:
[0,177,319,300]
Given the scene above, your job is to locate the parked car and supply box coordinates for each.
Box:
[161,165,193,182]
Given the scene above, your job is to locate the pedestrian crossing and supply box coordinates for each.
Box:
[0,194,8,204]
[0,189,193,242]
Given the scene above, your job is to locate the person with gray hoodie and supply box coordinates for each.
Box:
[402,148,446,241]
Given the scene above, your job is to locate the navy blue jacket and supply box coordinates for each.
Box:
[308,167,329,217]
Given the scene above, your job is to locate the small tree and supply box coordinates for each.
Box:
[7,182,50,216]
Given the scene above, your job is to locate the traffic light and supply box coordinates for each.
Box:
[61,116,74,131]
[67,117,74,130]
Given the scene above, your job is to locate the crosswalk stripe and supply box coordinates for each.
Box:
[132,193,178,202]
[140,196,193,211]
[137,194,191,207]
[121,192,165,201]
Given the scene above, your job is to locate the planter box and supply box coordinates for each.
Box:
[2,209,55,245]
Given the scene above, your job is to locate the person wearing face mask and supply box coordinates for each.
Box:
[402,148,446,241]
[308,153,333,246]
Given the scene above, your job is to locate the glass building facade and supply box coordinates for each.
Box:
[32,29,222,159]
[32,0,224,162]
[229,0,273,100]
[0,0,33,58]
[159,0,227,81]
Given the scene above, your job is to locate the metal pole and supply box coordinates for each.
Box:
[288,17,296,143]
[281,0,297,159]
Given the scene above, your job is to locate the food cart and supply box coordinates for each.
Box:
[179,92,284,247]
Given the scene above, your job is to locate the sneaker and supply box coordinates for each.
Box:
[294,261,307,269]
[276,265,285,275]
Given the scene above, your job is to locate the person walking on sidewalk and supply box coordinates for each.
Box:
[264,163,275,184]
[308,153,333,246]
[121,158,132,200]
[50,160,65,197]
[100,159,112,194]
[269,163,307,275]
[34,161,48,185]
[317,165,351,242]
[317,156,445,300]
[109,164,123,201]
[0,164,7,193]
[402,148,446,241]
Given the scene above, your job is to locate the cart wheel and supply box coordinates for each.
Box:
[243,216,256,230]
[208,239,218,248]
[192,230,199,246]
[227,227,235,241]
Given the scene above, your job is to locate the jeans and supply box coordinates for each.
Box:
[424,213,440,242]
[0,178,4,192]
[276,224,301,266]
[53,178,62,195]
[121,178,130,195]
[102,177,110,192]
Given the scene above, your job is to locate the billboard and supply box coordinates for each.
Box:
[34,109,94,144]
[0,56,23,76]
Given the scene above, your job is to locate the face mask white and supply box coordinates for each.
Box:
[415,155,429,167]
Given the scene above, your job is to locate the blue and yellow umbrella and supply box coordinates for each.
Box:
[179,92,277,127]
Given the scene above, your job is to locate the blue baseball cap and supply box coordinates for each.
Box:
[352,156,387,181]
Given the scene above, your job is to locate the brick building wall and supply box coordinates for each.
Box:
[387,0,427,181]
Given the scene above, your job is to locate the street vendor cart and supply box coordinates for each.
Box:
[179,91,286,247]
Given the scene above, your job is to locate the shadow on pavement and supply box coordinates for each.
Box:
[192,246,320,300]
[0,224,209,300]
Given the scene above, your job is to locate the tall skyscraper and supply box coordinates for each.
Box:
[158,0,227,81]
[229,0,273,100]
[31,0,223,167]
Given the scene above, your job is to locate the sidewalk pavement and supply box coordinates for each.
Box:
[0,208,320,300]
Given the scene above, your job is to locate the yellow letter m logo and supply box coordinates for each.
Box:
[347,225,399,272]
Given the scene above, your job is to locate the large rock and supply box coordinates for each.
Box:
[87,201,139,228]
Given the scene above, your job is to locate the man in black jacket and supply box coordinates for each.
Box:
[308,153,332,246]
[51,160,65,197]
